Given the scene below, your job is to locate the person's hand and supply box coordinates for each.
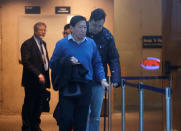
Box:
[112,82,121,88]
[101,79,109,91]
[38,74,45,84]
[70,56,80,64]
[112,83,118,87]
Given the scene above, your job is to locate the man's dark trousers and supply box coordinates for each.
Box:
[22,86,42,131]
[58,86,92,131]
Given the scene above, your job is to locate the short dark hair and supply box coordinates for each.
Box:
[70,15,86,27]
[34,22,46,32]
[89,8,106,21]
[64,24,70,30]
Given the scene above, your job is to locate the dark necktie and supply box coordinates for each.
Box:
[40,41,46,64]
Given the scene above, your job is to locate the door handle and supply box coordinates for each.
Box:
[165,61,181,74]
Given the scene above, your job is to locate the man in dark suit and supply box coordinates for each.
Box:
[20,22,50,131]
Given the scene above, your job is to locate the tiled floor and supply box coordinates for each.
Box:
[0,111,163,131]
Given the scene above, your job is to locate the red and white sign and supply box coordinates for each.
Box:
[141,57,160,70]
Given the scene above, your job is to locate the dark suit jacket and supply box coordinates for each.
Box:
[51,55,88,92]
[21,36,50,89]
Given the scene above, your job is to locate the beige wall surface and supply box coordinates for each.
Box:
[0,0,114,114]
[114,0,162,111]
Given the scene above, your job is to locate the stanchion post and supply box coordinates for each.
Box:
[108,76,111,131]
[165,87,171,131]
[121,79,126,131]
[139,82,144,131]
[104,89,107,131]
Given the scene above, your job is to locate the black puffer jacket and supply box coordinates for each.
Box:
[87,25,121,84]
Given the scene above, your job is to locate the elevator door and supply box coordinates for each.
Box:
[162,0,181,130]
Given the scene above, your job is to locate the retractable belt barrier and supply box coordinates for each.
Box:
[120,76,171,131]
[105,76,171,131]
